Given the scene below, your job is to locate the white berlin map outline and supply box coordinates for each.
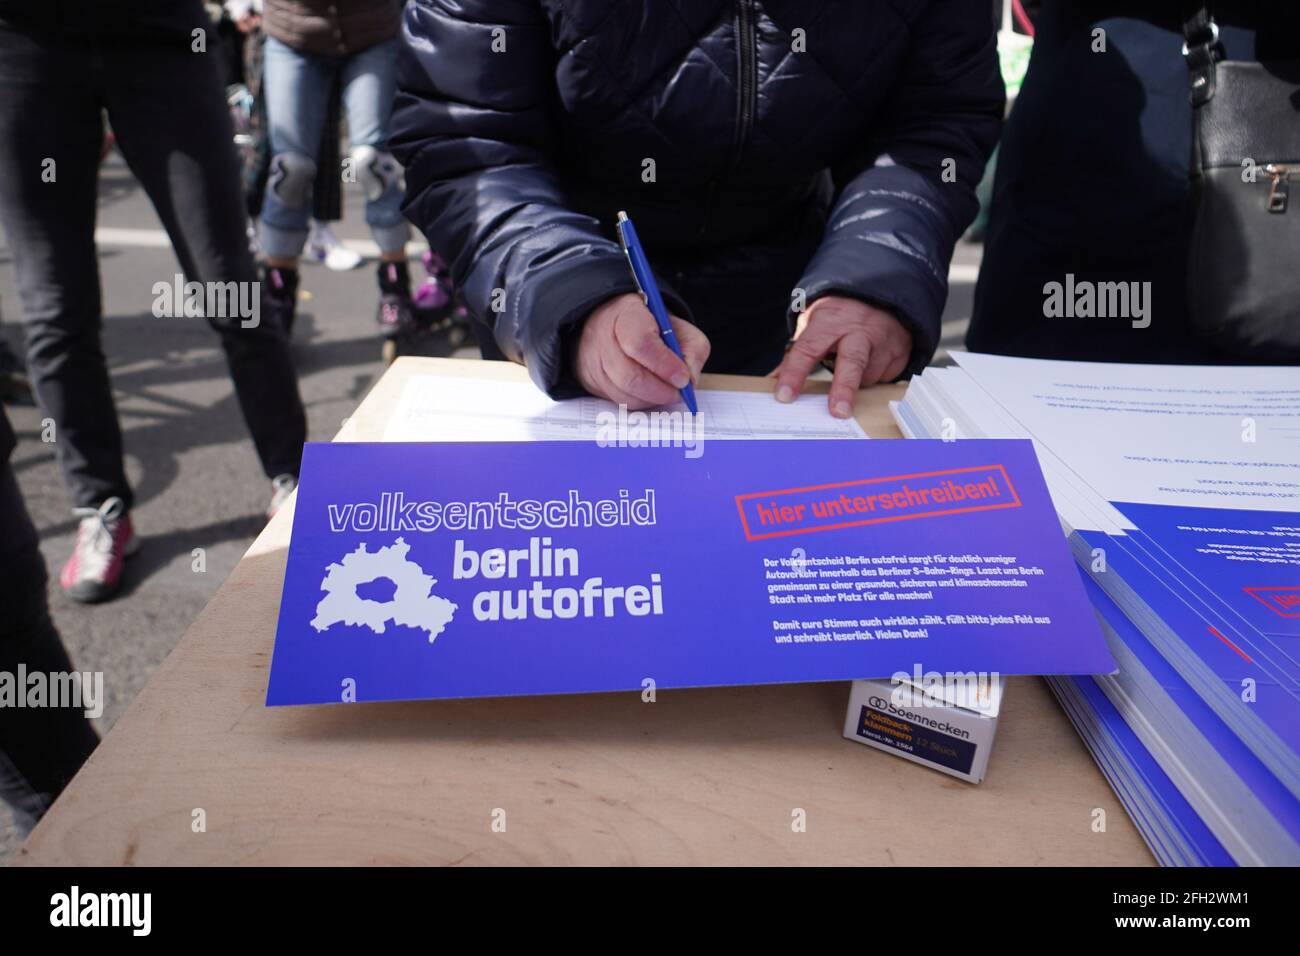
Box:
[311,538,457,642]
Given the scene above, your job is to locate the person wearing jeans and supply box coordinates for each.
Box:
[256,1,413,341]
[0,1,309,602]
[0,409,98,833]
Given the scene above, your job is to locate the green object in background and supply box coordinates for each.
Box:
[967,142,999,243]
[998,29,1034,101]
[969,26,1033,242]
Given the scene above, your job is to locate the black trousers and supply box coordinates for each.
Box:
[0,22,307,509]
[0,461,98,834]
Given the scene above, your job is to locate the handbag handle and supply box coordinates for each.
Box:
[1183,1,1223,104]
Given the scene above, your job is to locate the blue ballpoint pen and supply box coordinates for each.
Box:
[615,210,698,414]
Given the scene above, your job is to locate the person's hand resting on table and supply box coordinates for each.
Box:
[574,293,711,409]
[773,295,913,419]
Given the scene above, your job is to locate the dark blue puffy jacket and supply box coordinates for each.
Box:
[391,0,1003,396]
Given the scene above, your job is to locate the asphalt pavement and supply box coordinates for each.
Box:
[0,152,981,860]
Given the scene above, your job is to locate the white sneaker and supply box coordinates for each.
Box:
[306,222,362,272]
[60,497,141,603]
[267,473,298,521]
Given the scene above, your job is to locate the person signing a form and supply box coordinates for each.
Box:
[391,1,1002,417]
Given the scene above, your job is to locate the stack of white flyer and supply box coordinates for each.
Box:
[893,352,1300,867]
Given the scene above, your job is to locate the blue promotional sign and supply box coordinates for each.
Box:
[267,439,1114,705]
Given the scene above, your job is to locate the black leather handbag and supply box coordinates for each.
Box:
[1184,5,1300,360]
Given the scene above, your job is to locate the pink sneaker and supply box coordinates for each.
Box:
[60,497,139,603]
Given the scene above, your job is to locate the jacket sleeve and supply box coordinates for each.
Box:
[389,0,654,397]
[794,1,1004,373]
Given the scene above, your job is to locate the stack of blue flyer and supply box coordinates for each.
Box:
[892,352,1300,866]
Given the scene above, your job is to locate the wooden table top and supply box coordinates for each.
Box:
[16,358,1152,865]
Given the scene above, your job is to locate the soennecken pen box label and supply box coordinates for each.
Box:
[843,675,1002,782]
[267,439,1114,706]
[856,701,978,774]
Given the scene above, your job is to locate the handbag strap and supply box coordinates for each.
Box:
[1183,1,1223,105]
